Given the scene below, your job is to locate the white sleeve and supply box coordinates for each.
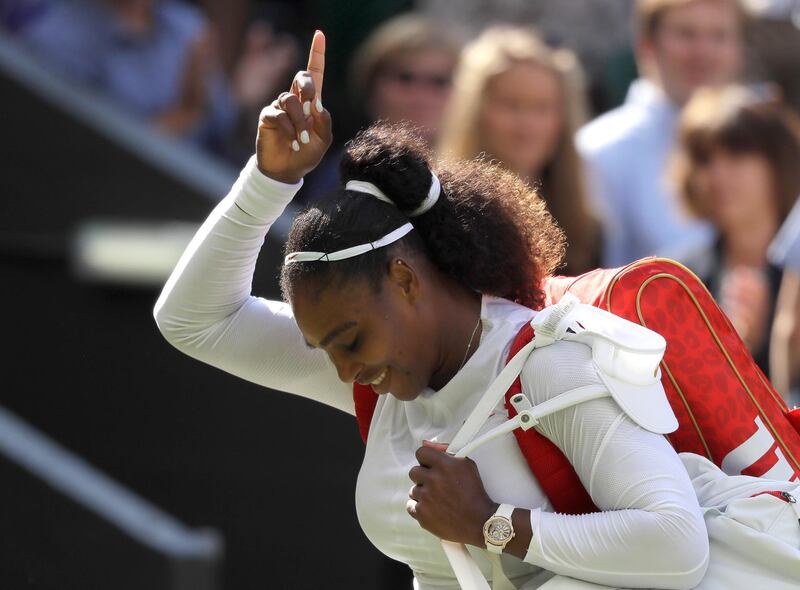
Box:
[519,341,709,590]
[153,156,353,414]
[769,196,800,272]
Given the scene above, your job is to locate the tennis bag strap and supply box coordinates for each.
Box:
[502,322,598,515]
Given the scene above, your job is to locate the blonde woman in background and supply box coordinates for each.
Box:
[438,26,601,275]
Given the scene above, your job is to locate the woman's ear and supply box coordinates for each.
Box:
[387,257,420,303]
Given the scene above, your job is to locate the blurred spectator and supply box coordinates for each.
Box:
[0,0,50,31]
[15,0,298,162]
[768,194,800,403]
[669,85,800,375]
[745,0,800,117]
[17,0,236,152]
[349,12,461,145]
[577,0,746,268]
[298,13,460,207]
[438,26,601,275]
[418,0,636,114]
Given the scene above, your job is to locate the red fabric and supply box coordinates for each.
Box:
[353,384,378,443]
[503,324,599,515]
[788,408,800,436]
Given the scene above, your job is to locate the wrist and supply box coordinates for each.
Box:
[472,501,500,547]
[257,166,303,185]
[483,503,516,553]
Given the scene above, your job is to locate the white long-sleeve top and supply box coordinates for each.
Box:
[154,156,710,590]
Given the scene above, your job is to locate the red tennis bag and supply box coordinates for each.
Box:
[354,258,800,514]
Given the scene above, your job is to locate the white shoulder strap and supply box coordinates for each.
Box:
[448,295,580,456]
[448,336,538,455]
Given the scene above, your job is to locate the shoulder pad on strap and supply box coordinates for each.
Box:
[531,294,678,434]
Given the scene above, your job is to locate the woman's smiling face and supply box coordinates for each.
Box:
[291,260,441,401]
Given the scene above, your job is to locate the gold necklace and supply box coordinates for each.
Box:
[459,317,482,371]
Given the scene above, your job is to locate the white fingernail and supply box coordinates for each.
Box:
[303,101,311,116]
[316,98,323,113]
[300,130,310,144]
[292,139,300,152]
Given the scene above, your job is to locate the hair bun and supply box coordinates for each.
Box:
[340,121,434,214]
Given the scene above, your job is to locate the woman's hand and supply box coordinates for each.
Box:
[153,26,217,134]
[256,30,332,185]
[721,266,770,353]
[407,441,498,546]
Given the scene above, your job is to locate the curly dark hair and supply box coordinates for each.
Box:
[280,121,565,310]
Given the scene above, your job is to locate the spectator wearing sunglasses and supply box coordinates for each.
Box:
[349,13,462,146]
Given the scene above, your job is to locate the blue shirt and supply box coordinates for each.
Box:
[20,0,236,151]
[769,196,800,272]
[577,79,712,267]
[0,0,50,31]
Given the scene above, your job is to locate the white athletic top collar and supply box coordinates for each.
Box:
[283,172,441,265]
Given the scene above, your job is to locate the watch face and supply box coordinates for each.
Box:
[486,517,513,544]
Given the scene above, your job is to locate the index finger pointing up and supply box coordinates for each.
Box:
[307,30,326,100]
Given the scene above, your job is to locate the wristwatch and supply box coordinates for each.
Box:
[483,503,515,554]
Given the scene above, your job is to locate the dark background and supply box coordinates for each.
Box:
[0,32,412,590]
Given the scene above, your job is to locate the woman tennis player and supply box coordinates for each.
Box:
[154,31,786,589]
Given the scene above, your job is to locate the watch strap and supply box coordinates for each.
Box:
[486,504,517,590]
[495,503,514,520]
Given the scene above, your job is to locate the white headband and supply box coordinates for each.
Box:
[283,173,441,265]
[284,223,414,264]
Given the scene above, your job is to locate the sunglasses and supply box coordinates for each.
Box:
[381,69,452,90]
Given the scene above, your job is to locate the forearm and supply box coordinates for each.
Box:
[770,272,800,400]
[154,155,301,345]
[521,506,707,590]
[463,500,705,589]
[506,344,710,588]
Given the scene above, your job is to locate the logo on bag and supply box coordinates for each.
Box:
[721,416,799,481]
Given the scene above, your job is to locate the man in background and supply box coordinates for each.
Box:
[577,0,746,267]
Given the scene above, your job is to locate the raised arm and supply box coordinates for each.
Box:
[154,32,354,414]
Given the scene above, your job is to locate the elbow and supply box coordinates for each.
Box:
[668,537,709,590]
[152,292,175,341]
[152,290,235,359]
[152,292,193,352]
[649,509,710,590]
[153,303,182,350]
